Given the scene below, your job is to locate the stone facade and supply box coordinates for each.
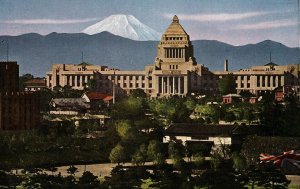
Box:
[214,61,300,95]
[46,16,217,97]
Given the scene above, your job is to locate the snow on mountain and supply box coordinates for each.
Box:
[82,14,161,41]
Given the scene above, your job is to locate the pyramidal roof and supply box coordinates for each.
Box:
[164,15,188,35]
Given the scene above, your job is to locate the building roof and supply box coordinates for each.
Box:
[24,78,46,86]
[223,94,242,98]
[103,95,113,102]
[164,15,188,35]
[165,123,259,137]
[50,98,90,109]
[83,92,111,101]
[264,62,278,66]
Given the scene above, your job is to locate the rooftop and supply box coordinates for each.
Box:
[164,15,188,35]
[50,98,90,109]
[165,123,259,137]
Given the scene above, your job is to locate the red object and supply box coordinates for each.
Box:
[260,150,300,167]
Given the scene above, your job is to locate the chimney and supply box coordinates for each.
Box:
[224,59,229,72]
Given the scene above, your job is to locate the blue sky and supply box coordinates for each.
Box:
[0,0,299,47]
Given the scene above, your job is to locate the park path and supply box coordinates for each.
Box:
[52,159,175,177]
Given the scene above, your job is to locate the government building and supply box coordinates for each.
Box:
[46,15,299,97]
[46,15,217,97]
[213,60,300,95]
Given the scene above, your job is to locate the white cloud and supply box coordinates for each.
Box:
[234,19,297,30]
[0,18,99,25]
[164,12,270,22]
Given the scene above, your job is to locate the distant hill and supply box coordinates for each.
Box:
[0,32,299,76]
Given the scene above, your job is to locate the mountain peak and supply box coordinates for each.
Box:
[82,14,161,41]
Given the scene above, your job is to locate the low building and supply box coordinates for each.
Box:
[222,94,242,104]
[274,85,300,102]
[24,78,47,91]
[81,92,112,104]
[49,98,90,115]
[164,123,259,153]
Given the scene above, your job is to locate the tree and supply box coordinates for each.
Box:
[194,104,220,123]
[19,73,34,90]
[130,88,147,98]
[168,141,184,159]
[246,163,290,189]
[115,120,133,139]
[85,78,97,91]
[210,153,222,170]
[147,140,165,165]
[218,74,236,95]
[239,90,254,99]
[243,108,255,125]
[111,96,144,120]
[109,143,126,165]
[78,171,100,188]
[131,144,148,166]
[67,165,78,176]
[231,152,246,171]
[193,153,205,168]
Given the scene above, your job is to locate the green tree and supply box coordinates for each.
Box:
[85,78,97,91]
[131,144,148,166]
[244,108,255,125]
[231,152,246,171]
[111,96,144,120]
[218,74,236,95]
[130,88,147,98]
[147,140,165,165]
[78,171,100,188]
[115,120,133,139]
[193,153,205,168]
[168,141,184,159]
[210,153,222,170]
[109,143,126,165]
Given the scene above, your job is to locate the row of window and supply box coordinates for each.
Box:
[169,65,179,70]
[165,37,183,41]
[99,75,151,81]
[97,81,152,89]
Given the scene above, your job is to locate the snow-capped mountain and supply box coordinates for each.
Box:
[82,14,161,41]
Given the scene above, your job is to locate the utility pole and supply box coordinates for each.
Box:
[113,71,115,104]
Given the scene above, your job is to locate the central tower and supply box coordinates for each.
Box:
[151,15,200,97]
[154,15,196,70]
